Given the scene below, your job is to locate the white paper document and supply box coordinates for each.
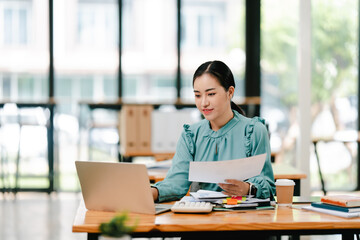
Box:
[188,153,266,183]
[190,190,228,199]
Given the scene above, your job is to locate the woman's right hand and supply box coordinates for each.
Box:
[151,187,159,202]
[218,179,250,196]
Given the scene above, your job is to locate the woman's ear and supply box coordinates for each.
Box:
[228,86,235,99]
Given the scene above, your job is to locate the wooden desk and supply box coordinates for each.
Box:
[148,162,307,196]
[73,201,360,240]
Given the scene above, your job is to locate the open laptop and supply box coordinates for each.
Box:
[75,161,172,215]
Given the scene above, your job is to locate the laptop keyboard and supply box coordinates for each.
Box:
[155,204,172,214]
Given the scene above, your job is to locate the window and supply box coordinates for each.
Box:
[262,0,359,192]
[0,0,48,101]
[54,0,119,190]
[54,0,118,103]
[261,0,299,163]
[122,0,177,102]
[77,0,118,48]
[181,2,224,49]
[180,0,245,102]
[311,0,359,191]
[1,0,358,193]
[2,1,31,46]
[0,0,50,190]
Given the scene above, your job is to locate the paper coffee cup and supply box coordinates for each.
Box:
[275,179,295,207]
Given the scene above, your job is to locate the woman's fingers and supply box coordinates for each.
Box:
[219,183,241,196]
[224,179,242,185]
[218,179,249,196]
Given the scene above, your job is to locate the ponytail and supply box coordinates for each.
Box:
[231,101,246,116]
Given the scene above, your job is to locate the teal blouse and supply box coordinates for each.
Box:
[154,110,275,202]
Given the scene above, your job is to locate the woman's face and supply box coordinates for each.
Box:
[193,73,234,128]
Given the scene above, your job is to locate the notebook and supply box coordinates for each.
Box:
[75,161,172,215]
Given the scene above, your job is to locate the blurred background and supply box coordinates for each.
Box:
[0,0,358,196]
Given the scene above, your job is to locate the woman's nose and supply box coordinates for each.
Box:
[201,96,209,107]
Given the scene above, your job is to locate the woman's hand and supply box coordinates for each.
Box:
[151,187,159,202]
[218,179,250,196]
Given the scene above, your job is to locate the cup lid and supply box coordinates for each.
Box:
[275,179,295,186]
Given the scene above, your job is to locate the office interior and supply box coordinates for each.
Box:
[0,0,359,239]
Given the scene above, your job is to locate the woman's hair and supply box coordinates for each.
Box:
[193,60,245,116]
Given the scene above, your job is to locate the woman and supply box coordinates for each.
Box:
[151,60,275,202]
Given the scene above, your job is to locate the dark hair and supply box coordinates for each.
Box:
[192,60,245,116]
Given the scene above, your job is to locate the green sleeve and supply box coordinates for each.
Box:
[153,129,193,202]
[246,120,276,199]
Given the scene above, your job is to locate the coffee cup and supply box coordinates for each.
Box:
[275,179,295,207]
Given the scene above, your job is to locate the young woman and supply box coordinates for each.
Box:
[151,60,275,202]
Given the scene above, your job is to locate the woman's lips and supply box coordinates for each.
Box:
[202,109,213,115]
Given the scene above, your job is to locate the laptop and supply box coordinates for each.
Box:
[75,161,172,215]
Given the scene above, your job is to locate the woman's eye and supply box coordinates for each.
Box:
[195,95,201,98]
[208,93,215,96]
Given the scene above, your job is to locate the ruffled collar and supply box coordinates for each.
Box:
[203,110,242,138]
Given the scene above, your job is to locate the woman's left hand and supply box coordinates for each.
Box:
[218,179,250,196]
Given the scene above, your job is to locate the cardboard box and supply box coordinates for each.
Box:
[119,105,153,155]
[119,105,138,154]
[138,105,153,153]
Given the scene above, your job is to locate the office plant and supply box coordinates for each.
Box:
[99,212,137,240]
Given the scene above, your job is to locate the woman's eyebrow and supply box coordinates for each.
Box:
[193,88,216,93]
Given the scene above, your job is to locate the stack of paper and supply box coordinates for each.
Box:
[186,190,274,210]
[222,197,272,209]
[189,190,228,204]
